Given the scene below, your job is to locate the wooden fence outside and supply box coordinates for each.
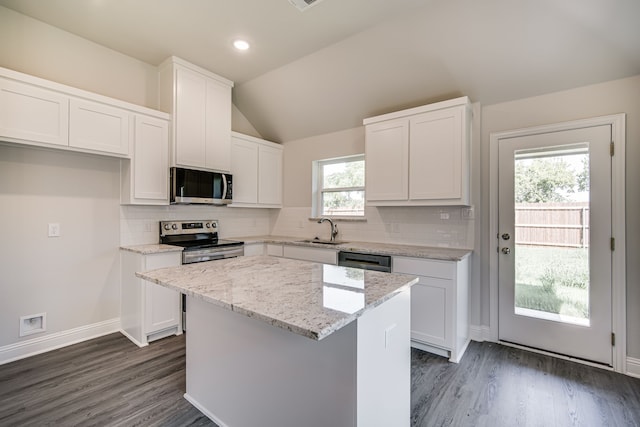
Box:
[515,202,589,248]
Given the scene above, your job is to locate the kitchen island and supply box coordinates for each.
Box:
[137,255,418,427]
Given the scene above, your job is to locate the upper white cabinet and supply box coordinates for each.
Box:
[121,115,170,205]
[230,132,283,208]
[69,98,130,156]
[0,66,169,159]
[364,96,471,206]
[0,77,69,147]
[159,56,234,172]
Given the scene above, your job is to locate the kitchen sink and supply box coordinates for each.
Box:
[295,239,348,246]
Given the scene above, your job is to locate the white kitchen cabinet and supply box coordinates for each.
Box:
[230,132,283,208]
[159,56,233,172]
[120,250,182,347]
[121,115,170,205]
[364,96,471,206]
[0,77,69,147]
[266,243,284,257]
[283,245,337,265]
[69,98,130,156]
[392,255,470,363]
[243,243,265,256]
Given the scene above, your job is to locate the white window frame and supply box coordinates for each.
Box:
[312,154,365,218]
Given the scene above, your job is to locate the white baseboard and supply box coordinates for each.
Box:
[0,318,120,365]
[184,393,229,427]
[469,324,494,342]
[119,328,148,348]
[626,357,640,378]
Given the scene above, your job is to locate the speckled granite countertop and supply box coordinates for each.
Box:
[137,256,418,340]
[120,244,184,255]
[238,235,472,261]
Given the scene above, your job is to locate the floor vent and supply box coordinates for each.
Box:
[288,0,325,12]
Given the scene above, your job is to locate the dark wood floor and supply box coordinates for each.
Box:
[1,333,639,427]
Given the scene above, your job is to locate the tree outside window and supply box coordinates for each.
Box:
[316,155,365,216]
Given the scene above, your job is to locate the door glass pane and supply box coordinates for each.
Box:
[513,145,590,326]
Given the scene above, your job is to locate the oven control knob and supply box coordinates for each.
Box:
[171,224,178,230]
[206,222,211,228]
[211,222,217,228]
[163,223,171,230]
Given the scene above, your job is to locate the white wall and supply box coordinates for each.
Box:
[0,144,121,346]
[480,75,640,358]
[0,6,158,109]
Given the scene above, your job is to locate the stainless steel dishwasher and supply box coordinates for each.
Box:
[337,251,392,272]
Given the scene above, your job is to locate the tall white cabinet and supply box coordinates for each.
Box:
[159,56,234,172]
[364,96,471,206]
[230,132,283,208]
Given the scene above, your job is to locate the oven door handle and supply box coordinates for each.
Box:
[182,246,244,264]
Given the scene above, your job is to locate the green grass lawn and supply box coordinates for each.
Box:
[515,245,589,319]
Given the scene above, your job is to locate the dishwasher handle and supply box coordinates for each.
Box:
[338,251,392,272]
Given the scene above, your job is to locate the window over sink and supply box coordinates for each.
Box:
[313,154,365,217]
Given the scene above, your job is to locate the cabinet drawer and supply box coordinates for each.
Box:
[266,244,283,257]
[283,245,337,265]
[393,256,454,280]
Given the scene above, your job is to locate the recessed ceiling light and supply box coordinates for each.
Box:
[233,40,250,51]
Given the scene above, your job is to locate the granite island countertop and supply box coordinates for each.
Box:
[137,255,418,340]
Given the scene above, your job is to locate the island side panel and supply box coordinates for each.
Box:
[185,296,358,427]
[357,289,411,427]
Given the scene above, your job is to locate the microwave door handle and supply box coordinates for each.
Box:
[222,174,228,199]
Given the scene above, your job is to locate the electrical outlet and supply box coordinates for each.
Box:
[20,313,46,337]
[48,223,61,237]
[439,212,450,220]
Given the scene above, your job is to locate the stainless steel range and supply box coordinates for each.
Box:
[159,220,244,264]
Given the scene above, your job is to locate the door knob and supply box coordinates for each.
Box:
[501,247,511,255]
[501,233,511,240]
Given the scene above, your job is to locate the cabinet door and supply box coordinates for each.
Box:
[0,78,69,146]
[258,144,283,206]
[243,243,265,256]
[365,119,408,201]
[409,107,463,201]
[69,98,130,156]
[230,137,259,204]
[133,115,169,202]
[266,244,283,257]
[144,253,181,335]
[205,78,232,172]
[410,276,453,349]
[175,67,207,168]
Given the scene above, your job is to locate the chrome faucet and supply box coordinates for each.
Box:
[318,217,338,242]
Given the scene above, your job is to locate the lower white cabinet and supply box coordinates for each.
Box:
[266,243,284,257]
[392,256,470,363]
[120,250,182,347]
[121,115,170,205]
[283,245,337,264]
[243,243,265,256]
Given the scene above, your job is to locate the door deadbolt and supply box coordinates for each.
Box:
[501,247,511,254]
[501,233,511,240]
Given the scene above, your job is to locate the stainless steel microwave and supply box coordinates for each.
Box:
[170,167,232,205]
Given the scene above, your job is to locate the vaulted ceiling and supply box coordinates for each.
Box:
[1,0,639,142]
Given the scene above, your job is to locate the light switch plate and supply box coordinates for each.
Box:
[48,223,60,237]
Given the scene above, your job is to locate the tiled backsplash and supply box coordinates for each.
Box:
[271,206,474,249]
[121,205,474,249]
[120,205,275,246]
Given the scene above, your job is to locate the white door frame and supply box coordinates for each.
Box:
[489,114,626,373]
